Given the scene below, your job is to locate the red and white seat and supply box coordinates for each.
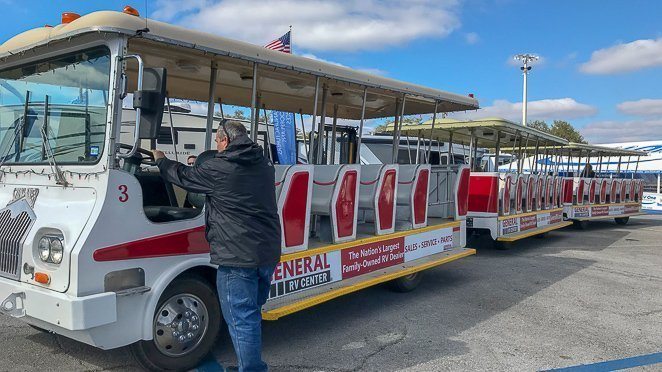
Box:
[535,175,545,211]
[524,174,536,212]
[358,164,398,235]
[396,164,431,230]
[587,178,597,204]
[311,165,360,243]
[501,173,513,215]
[598,179,608,204]
[544,175,554,209]
[275,165,314,254]
[514,174,525,214]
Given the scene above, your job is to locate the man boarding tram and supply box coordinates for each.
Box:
[152,120,280,372]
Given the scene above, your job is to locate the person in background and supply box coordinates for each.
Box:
[581,163,596,178]
[152,120,281,372]
[186,154,197,166]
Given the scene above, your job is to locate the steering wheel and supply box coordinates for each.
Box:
[118,143,157,166]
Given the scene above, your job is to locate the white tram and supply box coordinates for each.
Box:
[0,9,478,370]
[540,143,647,229]
[390,118,574,248]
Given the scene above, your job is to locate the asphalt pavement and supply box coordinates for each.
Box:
[1,215,661,371]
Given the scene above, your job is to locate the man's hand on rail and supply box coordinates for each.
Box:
[151,149,165,161]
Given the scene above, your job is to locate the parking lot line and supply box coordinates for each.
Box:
[545,352,662,371]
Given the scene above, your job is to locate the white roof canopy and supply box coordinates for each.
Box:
[0,11,479,120]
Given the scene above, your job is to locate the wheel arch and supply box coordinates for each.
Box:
[140,257,217,340]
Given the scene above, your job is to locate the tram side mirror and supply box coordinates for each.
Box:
[133,67,167,139]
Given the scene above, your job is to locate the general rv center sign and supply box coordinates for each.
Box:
[498,209,564,236]
[268,227,456,300]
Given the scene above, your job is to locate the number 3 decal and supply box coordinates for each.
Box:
[118,184,129,202]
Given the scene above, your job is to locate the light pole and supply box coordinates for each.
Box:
[514,54,539,127]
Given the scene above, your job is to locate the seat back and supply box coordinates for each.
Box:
[545,176,553,209]
[359,164,398,235]
[501,173,513,215]
[514,175,524,213]
[609,179,618,203]
[598,179,607,204]
[562,177,574,205]
[588,179,597,204]
[275,165,314,254]
[397,164,431,229]
[536,176,544,211]
[575,178,586,205]
[525,174,536,212]
[311,164,360,243]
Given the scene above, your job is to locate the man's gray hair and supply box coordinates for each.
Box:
[218,119,248,142]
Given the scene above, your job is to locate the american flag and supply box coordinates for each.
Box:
[264,31,291,54]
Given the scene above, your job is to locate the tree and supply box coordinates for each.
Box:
[527,120,549,132]
[549,120,586,143]
[373,116,424,134]
[526,119,586,143]
[230,110,248,120]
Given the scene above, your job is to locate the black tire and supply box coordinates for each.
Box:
[574,220,589,230]
[493,240,512,250]
[615,216,630,225]
[388,272,423,292]
[535,232,548,239]
[131,276,221,372]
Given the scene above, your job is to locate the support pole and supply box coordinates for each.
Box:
[392,95,407,163]
[329,104,338,164]
[427,101,439,163]
[166,96,179,162]
[494,131,501,172]
[298,109,309,162]
[309,77,320,163]
[249,63,259,142]
[316,84,328,165]
[204,62,218,151]
[356,87,367,165]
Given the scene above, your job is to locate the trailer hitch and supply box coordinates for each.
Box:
[0,292,26,318]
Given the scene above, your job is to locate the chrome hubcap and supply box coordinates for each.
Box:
[154,294,209,357]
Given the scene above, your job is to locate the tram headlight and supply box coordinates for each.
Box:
[49,238,63,264]
[38,237,51,262]
[37,235,64,265]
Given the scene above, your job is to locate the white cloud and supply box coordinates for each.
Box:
[464,32,479,45]
[152,0,461,52]
[300,53,386,75]
[582,119,662,143]
[449,98,597,122]
[617,99,662,117]
[580,37,662,74]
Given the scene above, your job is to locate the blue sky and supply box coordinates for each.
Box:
[2,0,661,143]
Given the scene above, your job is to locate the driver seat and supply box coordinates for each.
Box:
[136,172,201,222]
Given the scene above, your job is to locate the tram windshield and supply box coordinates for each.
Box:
[0,46,110,165]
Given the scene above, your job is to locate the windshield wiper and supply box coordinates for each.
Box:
[41,95,68,186]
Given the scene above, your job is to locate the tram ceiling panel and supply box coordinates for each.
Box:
[386,117,569,148]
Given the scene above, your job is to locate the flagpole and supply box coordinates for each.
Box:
[289,25,293,55]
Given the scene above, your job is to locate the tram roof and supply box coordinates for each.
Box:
[0,11,479,120]
[386,117,568,148]
[541,143,647,157]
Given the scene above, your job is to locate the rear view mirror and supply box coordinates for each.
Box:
[133,67,167,139]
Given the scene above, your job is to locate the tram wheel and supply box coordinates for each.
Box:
[574,220,589,230]
[493,240,512,250]
[131,275,221,371]
[615,217,630,225]
[388,272,423,292]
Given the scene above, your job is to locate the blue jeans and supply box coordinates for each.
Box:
[216,265,275,372]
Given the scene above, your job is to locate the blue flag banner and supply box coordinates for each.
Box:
[271,110,296,164]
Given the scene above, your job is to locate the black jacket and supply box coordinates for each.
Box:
[156,135,281,268]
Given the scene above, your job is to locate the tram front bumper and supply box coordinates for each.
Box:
[0,276,116,331]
